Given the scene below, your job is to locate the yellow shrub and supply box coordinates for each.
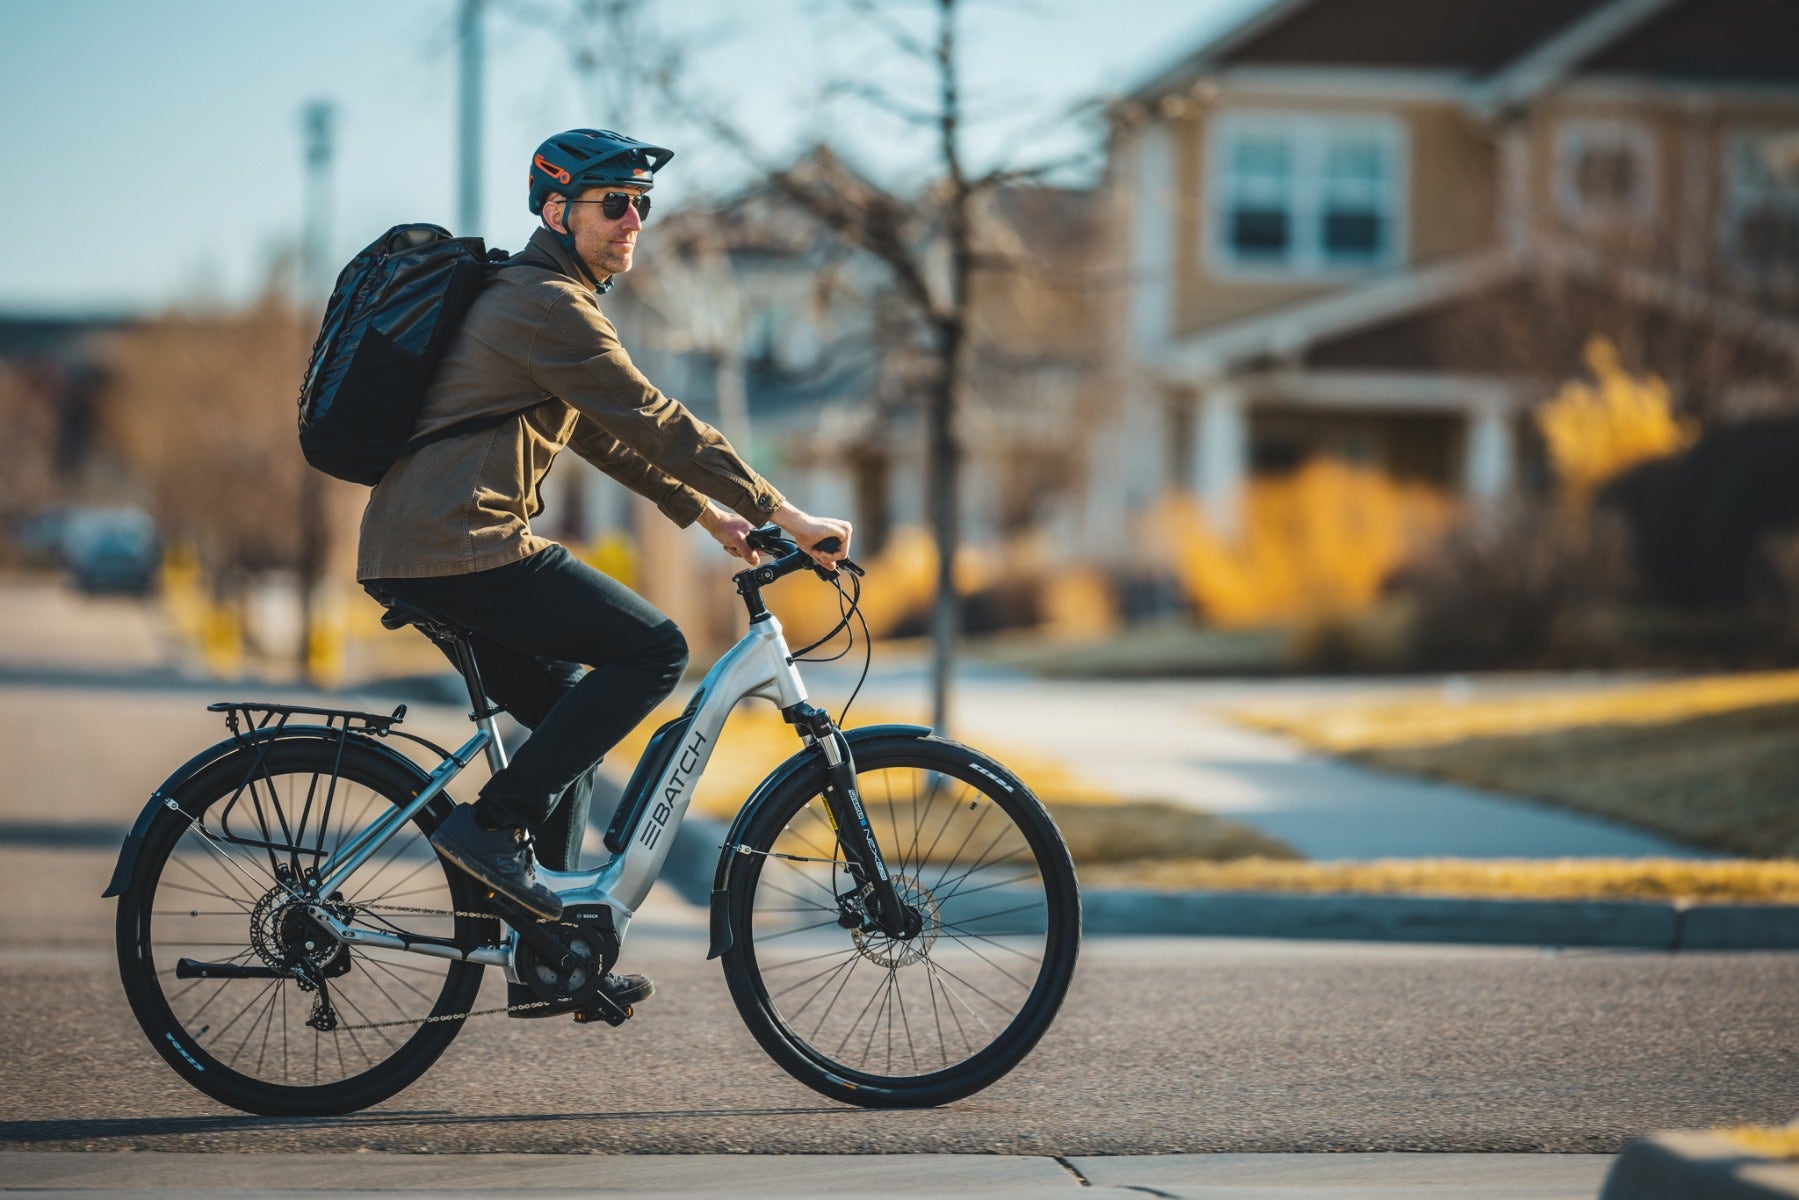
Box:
[1537,337,1694,501]
[1039,566,1120,642]
[1156,460,1450,628]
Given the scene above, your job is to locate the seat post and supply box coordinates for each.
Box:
[438,631,510,773]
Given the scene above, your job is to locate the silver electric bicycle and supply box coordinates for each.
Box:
[109,528,1080,1116]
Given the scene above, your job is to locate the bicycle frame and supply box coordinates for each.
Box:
[302,612,814,970]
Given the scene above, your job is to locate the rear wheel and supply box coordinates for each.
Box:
[720,735,1080,1107]
[115,738,492,1115]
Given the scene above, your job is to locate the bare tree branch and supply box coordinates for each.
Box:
[843,0,936,63]
[822,79,943,128]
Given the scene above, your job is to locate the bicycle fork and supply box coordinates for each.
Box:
[787,705,919,942]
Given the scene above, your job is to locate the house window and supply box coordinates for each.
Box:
[1724,130,1799,272]
[1210,113,1405,275]
[1554,119,1657,227]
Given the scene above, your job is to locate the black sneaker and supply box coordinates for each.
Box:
[430,804,563,921]
[506,973,655,1018]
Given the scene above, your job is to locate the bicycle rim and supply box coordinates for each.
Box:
[729,743,1078,1102]
[120,740,486,1112]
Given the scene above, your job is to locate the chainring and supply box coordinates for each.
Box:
[514,904,622,1008]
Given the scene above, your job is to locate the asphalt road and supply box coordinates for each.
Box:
[1,579,1794,1161]
[3,937,1795,1155]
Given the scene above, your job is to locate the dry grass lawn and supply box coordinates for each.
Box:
[1234,672,1799,858]
[1078,856,1799,902]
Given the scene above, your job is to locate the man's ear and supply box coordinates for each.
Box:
[543,197,568,235]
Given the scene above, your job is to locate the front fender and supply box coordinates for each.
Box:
[706,723,934,959]
[101,726,432,899]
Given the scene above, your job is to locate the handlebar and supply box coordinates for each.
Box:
[743,525,863,579]
[732,526,864,619]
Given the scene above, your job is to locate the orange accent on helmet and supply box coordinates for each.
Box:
[534,154,573,186]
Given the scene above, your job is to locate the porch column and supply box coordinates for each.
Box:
[1499,121,1530,252]
[1464,399,1514,500]
[1196,385,1248,538]
[1127,121,1177,355]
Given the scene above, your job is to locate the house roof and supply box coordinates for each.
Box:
[1148,244,1799,384]
[1123,0,1788,107]
[1581,0,1799,83]
[1127,0,1616,101]
[1152,252,1523,378]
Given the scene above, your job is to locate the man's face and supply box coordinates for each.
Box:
[548,184,647,280]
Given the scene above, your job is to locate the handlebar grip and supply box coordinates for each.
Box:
[814,536,843,555]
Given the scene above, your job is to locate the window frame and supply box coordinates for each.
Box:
[1204,109,1410,280]
[1719,127,1799,275]
[1552,117,1659,229]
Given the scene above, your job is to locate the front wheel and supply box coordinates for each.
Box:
[720,735,1080,1107]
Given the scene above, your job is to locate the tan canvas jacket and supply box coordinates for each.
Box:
[356,227,783,580]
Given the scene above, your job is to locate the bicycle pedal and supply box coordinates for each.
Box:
[573,1001,631,1027]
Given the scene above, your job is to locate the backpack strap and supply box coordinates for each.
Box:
[393,247,584,461]
[395,250,565,460]
[402,401,554,457]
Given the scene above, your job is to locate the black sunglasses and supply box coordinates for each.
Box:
[563,192,652,221]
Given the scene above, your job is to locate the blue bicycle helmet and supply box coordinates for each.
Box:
[528,128,673,215]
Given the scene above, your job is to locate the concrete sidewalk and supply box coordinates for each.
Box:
[0,1152,1616,1198]
[842,670,1707,861]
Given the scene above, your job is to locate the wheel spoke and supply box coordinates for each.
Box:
[739,754,1075,1094]
[130,749,483,1108]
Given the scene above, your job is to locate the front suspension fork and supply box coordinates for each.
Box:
[787,705,915,939]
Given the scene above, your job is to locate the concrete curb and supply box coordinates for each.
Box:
[1082,888,1799,950]
[1601,1133,1799,1199]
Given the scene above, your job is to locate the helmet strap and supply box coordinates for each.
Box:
[546,200,615,294]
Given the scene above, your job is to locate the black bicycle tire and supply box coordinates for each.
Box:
[720,735,1080,1108]
[115,738,489,1116]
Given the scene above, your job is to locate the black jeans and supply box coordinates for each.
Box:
[363,544,689,870]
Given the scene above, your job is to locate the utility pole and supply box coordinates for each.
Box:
[298,100,335,682]
[458,0,484,234]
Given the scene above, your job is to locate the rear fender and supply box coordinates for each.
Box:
[101,726,433,898]
[706,723,935,959]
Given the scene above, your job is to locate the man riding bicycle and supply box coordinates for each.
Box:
[357,128,851,1015]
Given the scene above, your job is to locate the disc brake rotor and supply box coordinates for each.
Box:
[851,872,939,967]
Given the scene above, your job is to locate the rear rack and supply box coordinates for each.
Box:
[208,701,409,742]
[199,701,416,864]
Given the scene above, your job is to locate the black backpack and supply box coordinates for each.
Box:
[297,224,533,485]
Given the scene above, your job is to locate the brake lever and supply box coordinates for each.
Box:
[809,558,865,581]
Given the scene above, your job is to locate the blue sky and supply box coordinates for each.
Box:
[0,0,1260,314]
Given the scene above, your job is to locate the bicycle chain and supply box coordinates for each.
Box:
[330,846,845,1030]
[233,844,842,1033]
[304,901,571,1031]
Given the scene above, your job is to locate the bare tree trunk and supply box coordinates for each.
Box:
[929,0,970,734]
[929,321,965,731]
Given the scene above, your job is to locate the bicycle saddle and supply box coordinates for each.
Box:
[378,600,471,642]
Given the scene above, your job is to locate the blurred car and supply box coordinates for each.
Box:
[63,508,160,595]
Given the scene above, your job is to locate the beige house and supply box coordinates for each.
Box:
[1092,0,1799,547]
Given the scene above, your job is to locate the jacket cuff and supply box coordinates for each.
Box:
[659,487,708,529]
[735,486,785,527]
